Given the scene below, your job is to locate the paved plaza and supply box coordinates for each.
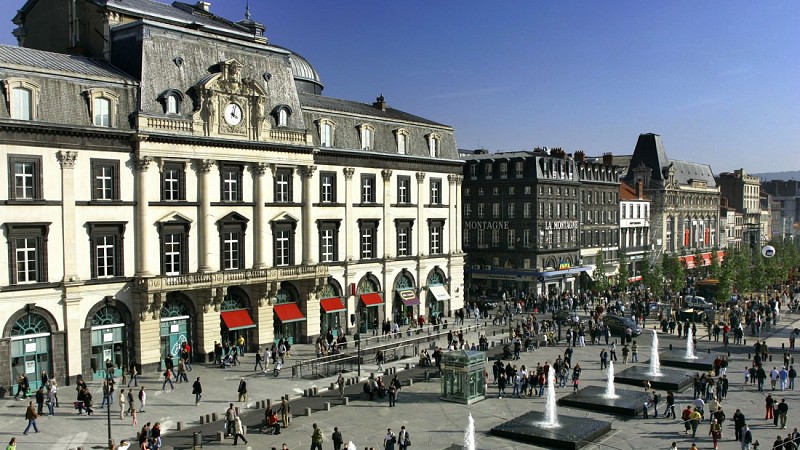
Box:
[3,314,800,450]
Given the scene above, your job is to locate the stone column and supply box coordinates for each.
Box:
[415,172,426,256]
[197,287,224,357]
[343,168,355,261]
[62,287,83,383]
[196,160,216,273]
[301,165,317,265]
[57,151,79,281]
[133,292,162,371]
[252,162,269,268]
[381,169,392,258]
[455,175,464,252]
[447,174,457,255]
[133,155,153,276]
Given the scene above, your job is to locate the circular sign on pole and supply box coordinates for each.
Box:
[761,245,776,258]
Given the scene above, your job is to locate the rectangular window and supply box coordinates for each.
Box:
[397,133,407,155]
[361,174,376,203]
[8,155,42,200]
[523,202,532,219]
[507,229,516,248]
[361,126,373,150]
[274,168,293,203]
[430,178,442,205]
[515,162,524,178]
[396,220,413,257]
[491,229,500,247]
[477,230,486,248]
[273,223,295,267]
[508,186,515,195]
[470,165,477,179]
[320,123,332,147]
[320,171,336,203]
[429,220,444,255]
[477,203,485,218]
[221,231,240,270]
[220,164,243,203]
[507,203,516,218]
[91,159,120,201]
[319,221,340,263]
[12,87,32,120]
[89,222,125,279]
[524,186,531,195]
[161,162,185,201]
[462,231,470,248]
[464,204,472,218]
[359,221,378,259]
[15,237,38,283]
[484,164,492,179]
[164,233,182,276]
[478,187,484,196]
[397,176,410,204]
[523,229,531,248]
[499,162,508,179]
[93,97,111,127]
[493,203,500,218]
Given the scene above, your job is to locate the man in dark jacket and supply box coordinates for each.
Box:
[193,377,202,405]
[332,426,344,450]
[733,409,746,441]
[777,399,789,429]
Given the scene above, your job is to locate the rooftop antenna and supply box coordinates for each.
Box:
[244,0,251,19]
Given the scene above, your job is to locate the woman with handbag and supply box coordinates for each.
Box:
[708,418,722,450]
[383,428,396,450]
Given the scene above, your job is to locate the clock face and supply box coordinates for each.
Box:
[223,103,243,126]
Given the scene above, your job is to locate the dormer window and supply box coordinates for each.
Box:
[3,78,39,121]
[272,105,292,127]
[394,128,409,155]
[358,123,375,150]
[426,133,441,158]
[158,89,184,115]
[317,118,335,147]
[85,88,118,127]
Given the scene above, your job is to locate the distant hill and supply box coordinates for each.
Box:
[753,170,800,181]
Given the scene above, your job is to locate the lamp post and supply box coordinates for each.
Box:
[355,332,361,377]
[107,388,112,450]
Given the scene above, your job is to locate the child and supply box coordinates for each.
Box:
[132,408,138,426]
[573,378,579,393]
[642,401,650,419]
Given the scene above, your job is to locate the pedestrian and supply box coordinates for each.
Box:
[132,407,138,427]
[138,387,147,412]
[127,388,135,416]
[690,407,702,438]
[391,375,402,401]
[665,391,676,418]
[232,416,248,445]
[651,391,661,418]
[15,374,30,400]
[310,423,323,450]
[280,397,291,428]
[709,418,722,449]
[254,349,264,371]
[767,393,776,419]
[23,401,39,434]
[337,372,345,398]
[388,382,397,407]
[118,388,127,419]
[161,367,174,390]
[192,378,202,405]
[643,400,650,419]
[668,442,677,450]
[383,428,397,450]
[151,422,162,449]
[742,423,754,450]
[398,425,411,450]
[35,386,45,415]
[46,384,56,416]
[733,408,746,441]
[7,438,17,450]
[332,426,343,450]
[101,380,112,408]
[225,403,237,436]
[777,398,789,429]
[238,377,247,402]
[128,363,138,387]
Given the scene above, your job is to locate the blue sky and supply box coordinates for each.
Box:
[2,0,798,174]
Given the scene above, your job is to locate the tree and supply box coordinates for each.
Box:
[641,255,664,298]
[593,250,609,293]
[662,253,686,294]
[709,247,722,279]
[617,253,630,295]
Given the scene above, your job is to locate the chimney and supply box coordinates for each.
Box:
[637,180,644,199]
[602,152,613,166]
[373,94,386,112]
[574,150,585,162]
[196,1,211,12]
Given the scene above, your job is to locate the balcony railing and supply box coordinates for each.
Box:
[135,265,328,293]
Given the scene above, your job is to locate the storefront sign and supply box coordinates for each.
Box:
[465,221,509,230]
[170,324,179,333]
[25,361,35,374]
[103,332,113,343]
[544,220,579,230]
[25,342,36,353]
[103,349,112,362]
[398,290,417,301]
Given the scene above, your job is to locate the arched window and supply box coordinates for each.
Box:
[92,306,123,326]
[161,293,189,318]
[12,313,50,335]
[278,109,288,127]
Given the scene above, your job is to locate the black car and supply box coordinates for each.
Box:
[553,310,580,325]
[602,315,642,337]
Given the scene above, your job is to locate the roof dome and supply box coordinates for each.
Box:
[288,52,323,94]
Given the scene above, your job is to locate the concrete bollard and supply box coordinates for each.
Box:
[267,399,272,410]
[343,396,350,405]
[243,425,247,434]
[405,363,411,370]
[330,382,336,390]
[783,343,786,350]
[302,389,308,397]
[313,386,318,396]
[407,379,413,387]
[208,413,213,422]
[744,339,747,345]
[708,349,711,354]
[748,353,751,359]
[728,351,731,357]
[669,344,673,350]
[217,431,225,442]
[177,421,183,431]
[200,415,206,424]
[770,355,773,361]
[324,402,332,411]
[305,407,312,416]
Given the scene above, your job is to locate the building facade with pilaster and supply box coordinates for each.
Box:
[0,0,464,392]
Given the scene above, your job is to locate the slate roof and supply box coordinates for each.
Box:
[97,0,253,37]
[0,44,136,81]
[298,93,449,128]
[670,159,717,187]
[463,150,536,161]
[624,132,716,188]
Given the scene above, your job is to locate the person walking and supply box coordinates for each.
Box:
[388,382,397,407]
[337,372,345,398]
[138,387,147,412]
[310,423,323,450]
[118,388,127,419]
[742,423,754,450]
[332,426,343,450]
[127,389,136,417]
[280,398,291,428]
[35,386,45,415]
[46,384,56,416]
[232,416,248,445]
[709,418,722,450]
[237,378,248,403]
[665,391,676,418]
[101,380,112,408]
[383,428,397,450]
[131,407,138,427]
[225,403,237,437]
[128,363,138,387]
[23,401,39,434]
[254,349,264,372]
[733,408,746,441]
[777,398,789,429]
[690,407,702,438]
[192,378,202,405]
[767,393,776,419]
[398,425,411,450]
[162,367,174,391]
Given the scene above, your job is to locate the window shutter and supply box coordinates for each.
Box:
[113,162,120,200]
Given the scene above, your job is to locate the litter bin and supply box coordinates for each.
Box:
[193,431,202,448]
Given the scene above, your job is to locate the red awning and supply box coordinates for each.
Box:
[701,252,712,266]
[273,303,306,323]
[220,309,256,331]
[627,275,643,283]
[682,255,696,269]
[716,250,725,263]
[397,289,420,306]
[360,293,384,307]
[320,297,346,313]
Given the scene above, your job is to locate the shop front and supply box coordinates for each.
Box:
[273,283,305,344]
[10,313,52,393]
[356,275,383,334]
[89,305,129,380]
[219,288,256,350]
[319,281,345,337]
[427,285,450,321]
[392,270,418,326]
[159,293,193,366]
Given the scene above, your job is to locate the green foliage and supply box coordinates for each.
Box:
[593,250,609,292]
[641,255,664,297]
[617,253,630,293]
[709,247,722,279]
[661,253,686,293]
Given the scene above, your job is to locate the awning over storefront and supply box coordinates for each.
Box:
[397,289,419,306]
[220,309,256,331]
[320,297,346,313]
[360,293,384,307]
[428,285,451,301]
[627,275,643,283]
[700,253,712,267]
[716,250,725,263]
[682,255,696,269]
[273,303,306,323]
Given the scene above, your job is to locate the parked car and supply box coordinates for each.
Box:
[553,309,581,325]
[602,315,642,337]
[683,295,715,310]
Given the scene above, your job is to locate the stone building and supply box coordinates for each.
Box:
[762,180,799,242]
[717,169,761,248]
[0,0,464,391]
[618,181,651,281]
[461,149,589,297]
[623,133,720,270]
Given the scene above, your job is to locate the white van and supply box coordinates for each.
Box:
[683,295,715,310]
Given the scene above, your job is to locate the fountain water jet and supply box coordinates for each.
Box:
[603,360,619,399]
[540,366,560,428]
[464,413,476,450]
[347,442,357,450]
[685,327,698,359]
[647,329,663,377]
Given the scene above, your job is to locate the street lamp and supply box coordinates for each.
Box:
[107,388,113,450]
